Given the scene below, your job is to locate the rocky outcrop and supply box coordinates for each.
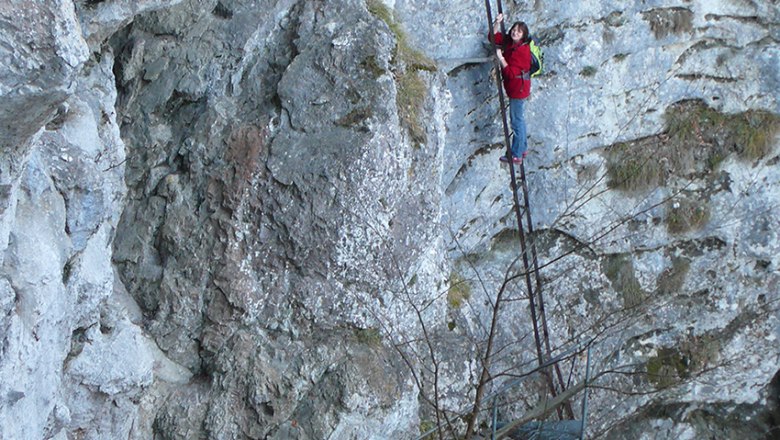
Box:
[0,45,139,440]
[75,0,185,50]
[0,0,777,439]
[0,0,87,151]
[0,1,184,439]
[109,0,445,437]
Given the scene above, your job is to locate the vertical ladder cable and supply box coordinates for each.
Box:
[491,397,499,440]
[484,0,561,415]
[579,345,593,440]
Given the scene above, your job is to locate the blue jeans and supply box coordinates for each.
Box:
[509,98,527,158]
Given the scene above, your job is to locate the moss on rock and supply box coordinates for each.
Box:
[606,101,780,192]
[366,0,435,148]
[447,271,471,309]
[665,196,710,234]
[603,254,645,309]
[646,334,721,389]
[656,257,690,295]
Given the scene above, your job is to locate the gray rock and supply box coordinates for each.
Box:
[0,0,778,438]
[66,323,154,395]
[0,0,88,174]
[74,0,185,50]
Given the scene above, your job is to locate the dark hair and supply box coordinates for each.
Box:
[505,21,530,45]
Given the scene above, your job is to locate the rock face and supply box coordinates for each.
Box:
[433,0,780,437]
[110,0,445,437]
[0,0,778,439]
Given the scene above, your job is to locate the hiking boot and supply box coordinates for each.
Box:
[499,155,510,163]
[512,156,523,164]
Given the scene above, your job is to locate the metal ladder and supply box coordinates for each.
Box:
[483,0,574,420]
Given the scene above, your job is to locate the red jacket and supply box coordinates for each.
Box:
[491,32,531,99]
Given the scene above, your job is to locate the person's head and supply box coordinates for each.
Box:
[508,21,529,44]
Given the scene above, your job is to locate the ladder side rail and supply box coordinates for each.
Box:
[519,168,575,419]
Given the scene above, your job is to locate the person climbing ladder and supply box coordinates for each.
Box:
[490,13,532,164]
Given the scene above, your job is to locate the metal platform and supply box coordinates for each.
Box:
[497,420,583,440]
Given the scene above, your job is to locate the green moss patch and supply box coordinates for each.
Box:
[665,101,779,162]
[642,7,693,39]
[366,0,435,71]
[665,196,710,234]
[580,66,597,77]
[360,56,386,79]
[355,328,382,347]
[606,139,668,191]
[647,347,689,388]
[366,0,395,31]
[447,271,471,309]
[360,57,387,79]
[656,257,690,295]
[397,71,427,146]
[733,112,780,160]
[336,107,373,128]
[366,0,436,148]
[603,254,645,309]
[419,420,436,436]
[646,335,721,389]
[606,101,780,192]
[613,53,629,61]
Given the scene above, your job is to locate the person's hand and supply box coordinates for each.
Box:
[495,48,507,67]
[493,13,503,32]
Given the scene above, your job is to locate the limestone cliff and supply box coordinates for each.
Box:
[0,0,777,439]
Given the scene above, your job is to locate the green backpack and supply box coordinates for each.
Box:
[528,36,544,77]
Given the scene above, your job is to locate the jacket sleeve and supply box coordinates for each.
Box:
[490,32,503,46]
